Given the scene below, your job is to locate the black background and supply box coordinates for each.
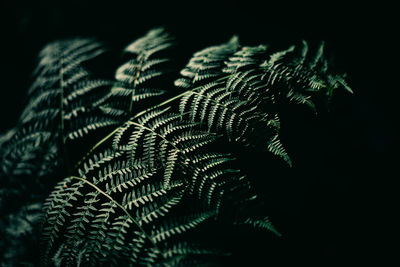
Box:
[0,0,395,265]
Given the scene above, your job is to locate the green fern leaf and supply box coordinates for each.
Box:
[100,28,175,118]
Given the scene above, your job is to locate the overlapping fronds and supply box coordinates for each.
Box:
[174,39,352,165]
[0,27,352,266]
[1,28,177,180]
[40,106,269,266]
[1,38,112,180]
[257,40,353,106]
[0,39,118,266]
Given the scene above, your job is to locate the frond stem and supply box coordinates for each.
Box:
[128,56,144,114]
[70,176,159,248]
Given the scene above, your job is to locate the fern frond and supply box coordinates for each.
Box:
[0,30,353,266]
[150,211,215,243]
[176,76,291,165]
[170,40,352,167]
[234,216,281,237]
[41,106,262,265]
[1,38,113,181]
[223,44,268,73]
[2,29,179,186]
[99,28,175,119]
[175,36,240,88]
[31,38,105,92]
[155,241,228,266]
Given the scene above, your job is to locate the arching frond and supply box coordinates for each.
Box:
[41,107,264,266]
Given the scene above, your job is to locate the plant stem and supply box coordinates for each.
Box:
[70,176,159,248]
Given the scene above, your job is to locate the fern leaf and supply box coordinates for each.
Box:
[175,36,240,88]
[41,107,262,265]
[150,211,215,243]
[100,28,175,119]
[235,216,281,237]
[1,38,112,181]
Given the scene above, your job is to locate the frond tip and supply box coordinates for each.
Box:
[99,27,176,118]
[235,216,282,237]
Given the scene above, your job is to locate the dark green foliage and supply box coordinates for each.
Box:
[41,106,260,265]
[174,37,350,165]
[0,28,351,266]
[0,38,113,180]
[0,38,117,266]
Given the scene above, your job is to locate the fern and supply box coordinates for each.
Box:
[40,33,351,265]
[0,38,113,180]
[1,28,179,184]
[0,38,117,266]
[172,39,352,165]
[41,106,268,266]
[174,42,287,164]
[0,28,352,266]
